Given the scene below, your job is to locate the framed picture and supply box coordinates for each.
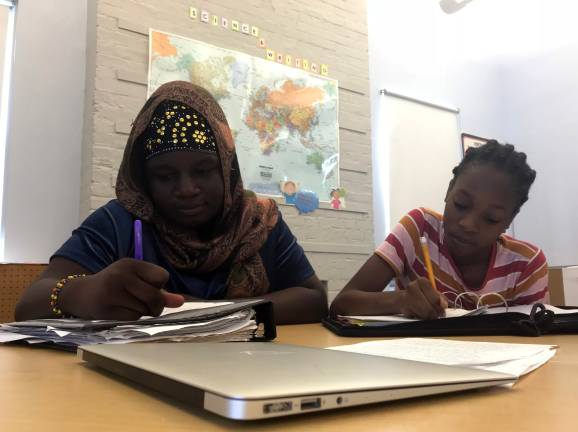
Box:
[461,133,489,157]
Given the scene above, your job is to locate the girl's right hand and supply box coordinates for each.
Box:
[59,258,184,320]
[399,277,447,320]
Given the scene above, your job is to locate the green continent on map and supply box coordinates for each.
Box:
[306,151,324,172]
[244,80,324,154]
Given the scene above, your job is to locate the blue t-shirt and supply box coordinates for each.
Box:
[53,200,315,299]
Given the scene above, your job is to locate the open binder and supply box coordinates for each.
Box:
[1,299,276,351]
[323,303,578,337]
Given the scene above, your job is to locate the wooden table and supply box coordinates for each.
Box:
[1,325,577,431]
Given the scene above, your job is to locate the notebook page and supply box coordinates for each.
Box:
[341,306,486,323]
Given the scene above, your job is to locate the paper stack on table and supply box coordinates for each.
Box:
[328,338,557,380]
[0,302,263,350]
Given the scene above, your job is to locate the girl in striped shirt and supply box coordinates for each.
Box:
[331,141,549,320]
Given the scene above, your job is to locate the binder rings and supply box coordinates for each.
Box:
[323,303,578,337]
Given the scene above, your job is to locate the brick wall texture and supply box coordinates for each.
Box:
[83,0,372,302]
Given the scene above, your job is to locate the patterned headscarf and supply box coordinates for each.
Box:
[141,100,217,159]
[116,81,279,298]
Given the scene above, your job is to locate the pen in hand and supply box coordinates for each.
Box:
[134,219,143,260]
[133,218,184,310]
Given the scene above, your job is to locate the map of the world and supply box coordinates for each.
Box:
[148,30,340,200]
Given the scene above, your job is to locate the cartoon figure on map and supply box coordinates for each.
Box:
[281,181,298,205]
[330,189,342,209]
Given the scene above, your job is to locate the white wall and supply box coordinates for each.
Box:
[368,0,578,266]
[500,46,578,266]
[0,5,9,103]
[2,0,87,262]
[367,0,505,140]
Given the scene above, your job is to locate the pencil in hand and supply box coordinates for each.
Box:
[420,236,437,290]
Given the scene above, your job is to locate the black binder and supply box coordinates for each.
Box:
[4,299,276,351]
[323,303,578,337]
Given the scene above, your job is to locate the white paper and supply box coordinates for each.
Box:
[0,332,32,342]
[342,307,486,323]
[157,301,233,317]
[25,338,49,344]
[475,348,557,377]
[328,338,556,368]
[46,326,71,337]
[130,318,246,336]
[134,323,206,336]
[105,319,257,344]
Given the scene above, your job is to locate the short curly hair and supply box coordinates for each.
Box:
[451,140,536,214]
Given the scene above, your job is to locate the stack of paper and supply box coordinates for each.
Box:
[0,302,263,349]
[328,338,557,380]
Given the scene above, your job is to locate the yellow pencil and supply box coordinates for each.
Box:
[420,236,437,290]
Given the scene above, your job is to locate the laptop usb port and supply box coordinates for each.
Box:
[300,397,321,410]
[263,401,292,414]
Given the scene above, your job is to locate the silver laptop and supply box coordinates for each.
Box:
[78,342,515,420]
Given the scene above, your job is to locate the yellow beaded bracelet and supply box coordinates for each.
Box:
[50,274,86,318]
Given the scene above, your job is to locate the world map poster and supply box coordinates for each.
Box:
[148,29,340,201]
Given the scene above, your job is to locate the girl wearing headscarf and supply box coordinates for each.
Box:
[16,81,327,324]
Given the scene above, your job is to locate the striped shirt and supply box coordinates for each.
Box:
[376,208,549,308]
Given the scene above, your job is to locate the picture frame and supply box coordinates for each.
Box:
[461,133,489,157]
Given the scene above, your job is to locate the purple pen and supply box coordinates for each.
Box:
[133,219,143,260]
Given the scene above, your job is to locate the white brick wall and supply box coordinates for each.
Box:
[83,0,373,301]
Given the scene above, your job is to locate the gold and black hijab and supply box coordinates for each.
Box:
[116,81,279,298]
